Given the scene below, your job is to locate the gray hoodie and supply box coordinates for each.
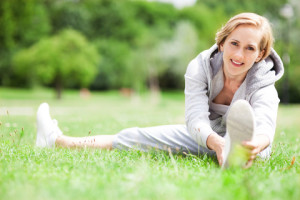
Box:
[185,44,284,149]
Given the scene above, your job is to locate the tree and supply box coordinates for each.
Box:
[13,29,100,99]
[90,39,135,90]
[0,0,50,86]
[179,4,226,51]
[197,0,289,17]
[159,21,199,89]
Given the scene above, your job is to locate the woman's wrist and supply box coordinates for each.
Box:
[253,134,270,152]
[207,133,225,152]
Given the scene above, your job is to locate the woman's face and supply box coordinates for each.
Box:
[220,24,264,81]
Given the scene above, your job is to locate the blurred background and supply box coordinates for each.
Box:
[0,0,299,102]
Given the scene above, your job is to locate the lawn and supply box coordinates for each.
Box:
[0,87,299,200]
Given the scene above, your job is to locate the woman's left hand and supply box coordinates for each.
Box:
[242,134,270,168]
[242,140,261,168]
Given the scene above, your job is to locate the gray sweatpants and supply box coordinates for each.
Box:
[112,124,271,159]
[113,124,216,157]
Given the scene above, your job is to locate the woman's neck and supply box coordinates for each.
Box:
[222,67,246,94]
[223,66,247,87]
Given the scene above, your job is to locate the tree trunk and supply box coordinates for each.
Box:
[55,77,63,99]
[148,67,161,104]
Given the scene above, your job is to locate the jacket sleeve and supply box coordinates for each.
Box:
[249,84,280,146]
[184,57,217,148]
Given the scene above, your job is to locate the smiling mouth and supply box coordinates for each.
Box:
[231,59,243,67]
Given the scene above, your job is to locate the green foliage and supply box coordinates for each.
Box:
[179,4,227,51]
[197,0,289,17]
[159,21,199,89]
[126,2,180,92]
[91,39,135,90]
[86,0,147,44]
[12,29,100,98]
[132,1,178,39]
[85,0,180,92]
[0,0,50,49]
[271,0,300,103]
[48,0,92,36]
[0,0,50,85]
[0,0,300,101]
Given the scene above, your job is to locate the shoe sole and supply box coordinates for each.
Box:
[223,100,255,168]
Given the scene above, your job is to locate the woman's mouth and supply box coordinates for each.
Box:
[231,59,243,67]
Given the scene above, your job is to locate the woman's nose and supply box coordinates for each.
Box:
[233,48,244,61]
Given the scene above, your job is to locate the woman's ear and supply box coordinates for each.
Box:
[220,43,224,52]
[255,49,265,62]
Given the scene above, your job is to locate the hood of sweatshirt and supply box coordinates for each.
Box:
[207,44,284,95]
[246,48,284,94]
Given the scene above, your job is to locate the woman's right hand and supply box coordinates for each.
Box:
[207,133,225,166]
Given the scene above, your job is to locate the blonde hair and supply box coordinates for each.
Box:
[215,13,273,61]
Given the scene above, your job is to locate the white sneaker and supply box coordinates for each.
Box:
[222,100,255,168]
[36,103,63,148]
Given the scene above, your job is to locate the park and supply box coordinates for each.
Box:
[0,0,300,199]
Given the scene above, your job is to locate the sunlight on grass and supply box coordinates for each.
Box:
[0,87,299,200]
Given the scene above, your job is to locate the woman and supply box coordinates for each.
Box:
[36,12,284,168]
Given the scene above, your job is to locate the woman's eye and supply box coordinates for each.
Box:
[231,42,238,46]
[247,46,255,51]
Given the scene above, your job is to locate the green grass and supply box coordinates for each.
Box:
[0,87,299,200]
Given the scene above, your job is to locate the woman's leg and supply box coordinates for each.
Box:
[36,102,215,157]
[36,102,117,149]
[55,135,116,149]
[56,125,215,157]
[112,125,216,156]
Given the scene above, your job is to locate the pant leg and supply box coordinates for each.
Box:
[112,124,216,157]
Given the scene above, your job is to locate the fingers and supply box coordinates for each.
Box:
[248,154,256,161]
[217,152,223,166]
[244,159,253,169]
[218,156,223,166]
[242,141,259,168]
[242,141,256,149]
[216,151,224,166]
[243,141,260,155]
[245,148,258,161]
[244,148,258,169]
